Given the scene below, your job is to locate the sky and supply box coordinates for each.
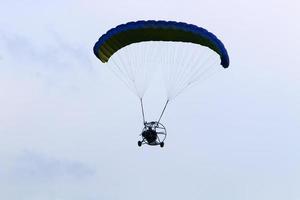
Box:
[0,0,300,199]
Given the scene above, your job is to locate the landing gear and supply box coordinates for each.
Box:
[138,141,142,147]
[160,142,164,148]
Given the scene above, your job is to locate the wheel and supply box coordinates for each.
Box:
[160,142,164,148]
[138,141,142,147]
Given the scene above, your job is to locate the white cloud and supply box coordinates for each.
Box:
[0,150,100,200]
[10,150,95,181]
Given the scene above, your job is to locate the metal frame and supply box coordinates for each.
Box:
[138,121,167,146]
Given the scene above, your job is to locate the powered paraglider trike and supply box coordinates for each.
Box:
[93,20,230,147]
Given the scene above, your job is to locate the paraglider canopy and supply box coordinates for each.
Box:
[94,20,229,68]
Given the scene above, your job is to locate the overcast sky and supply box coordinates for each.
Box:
[0,0,300,199]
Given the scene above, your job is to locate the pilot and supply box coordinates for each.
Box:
[142,126,157,144]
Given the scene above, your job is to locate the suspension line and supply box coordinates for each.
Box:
[140,98,146,124]
[157,100,169,124]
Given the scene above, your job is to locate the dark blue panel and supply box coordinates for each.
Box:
[94,20,229,68]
